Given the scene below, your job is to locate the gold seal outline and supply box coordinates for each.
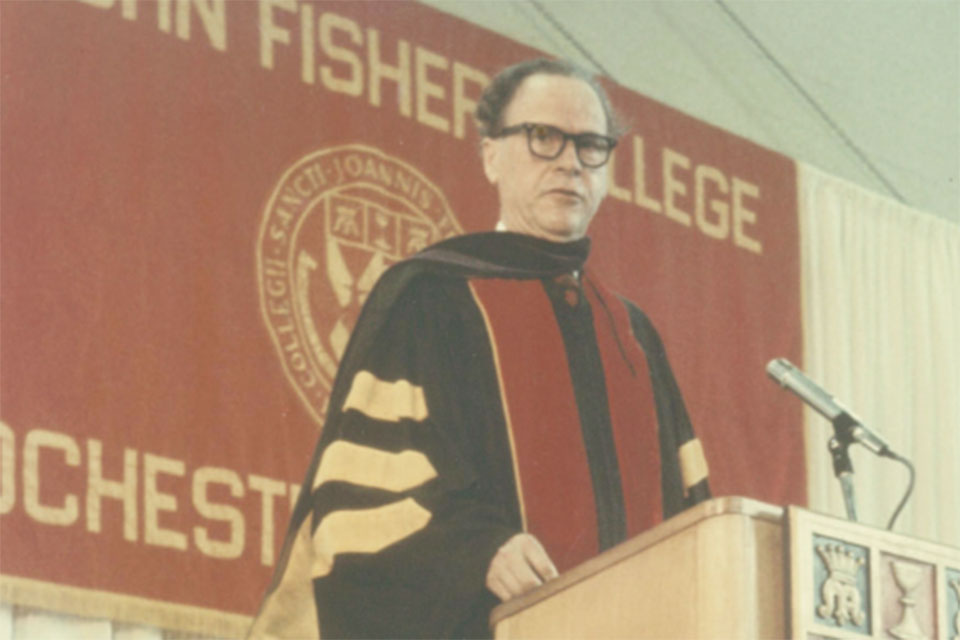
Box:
[256,144,462,428]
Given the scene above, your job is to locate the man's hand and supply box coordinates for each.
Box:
[485,533,559,602]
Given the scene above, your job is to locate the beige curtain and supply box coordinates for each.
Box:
[799,163,960,545]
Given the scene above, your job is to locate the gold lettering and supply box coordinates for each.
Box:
[452,62,487,139]
[662,147,692,226]
[258,0,296,70]
[293,172,318,198]
[415,47,449,133]
[377,161,394,187]
[86,439,138,541]
[395,170,413,197]
[363,157,379,181]
[299,368,317,388]
[249,474,287,566]
[343,154,363,177]
[304,163,326,189]
[144,453,187,550]
[193,467,245,559]
[606,148,632,203]
[418,188,433,210]
[300,3,315,84]
[175,0,226,52]
[273,206,294,229]
[0,422,14,515]
[75,0,137,20]
[368,28,411,117]
[274,319,297,337]
[266,277,287,298]
[732,178,763,254]
[158,0,173,33]
[268,224,288,244]
[319,12,363,97]
[279,189,303,208]
[24,429,80,526]
[633,136,662,213]
[694,164,730,240]
[268,297,291,315]
[263,261,286,280]
[289,351,309,371]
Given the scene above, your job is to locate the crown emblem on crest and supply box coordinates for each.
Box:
[815,542,867,627]
[817,543,865,585]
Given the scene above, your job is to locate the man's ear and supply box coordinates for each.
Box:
[481,137,499,185]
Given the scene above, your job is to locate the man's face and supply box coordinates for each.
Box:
[482,74,610,242]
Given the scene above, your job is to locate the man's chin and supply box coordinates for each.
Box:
[502,208,591,241]
[540,211,590,242]
[537,224,587,243]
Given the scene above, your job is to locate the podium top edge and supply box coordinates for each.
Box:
[490,496,785,626]
[688,495,785,522]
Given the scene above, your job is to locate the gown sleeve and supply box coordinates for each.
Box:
[622,300,712,515]
[250,272,518,640]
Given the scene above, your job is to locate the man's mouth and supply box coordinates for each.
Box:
[545,188,583,200]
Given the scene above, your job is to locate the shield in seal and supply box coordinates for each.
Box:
[256,145,462,427]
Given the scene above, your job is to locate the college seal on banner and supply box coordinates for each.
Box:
[256,144,462,427]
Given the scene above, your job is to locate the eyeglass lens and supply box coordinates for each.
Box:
[527,124,613,168]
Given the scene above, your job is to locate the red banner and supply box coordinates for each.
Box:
[0,0,802,632]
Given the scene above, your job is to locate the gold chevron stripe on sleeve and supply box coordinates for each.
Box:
[678,438,709,493]
[311,497,432,579]
[341,370,428,422]
[312,441,437,492]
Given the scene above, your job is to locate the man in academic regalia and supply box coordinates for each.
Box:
[249,58,711,640]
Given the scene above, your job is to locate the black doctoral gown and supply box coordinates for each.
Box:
[248,232,710,639]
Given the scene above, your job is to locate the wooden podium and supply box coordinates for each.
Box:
[490,497,960,639]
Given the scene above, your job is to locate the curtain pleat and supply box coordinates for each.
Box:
[799,163,960,544]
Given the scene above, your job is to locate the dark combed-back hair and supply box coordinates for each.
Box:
[474,58,624,138]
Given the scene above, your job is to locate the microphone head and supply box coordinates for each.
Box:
[766,357,795,386]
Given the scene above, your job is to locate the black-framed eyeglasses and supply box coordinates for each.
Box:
[493,122,618,168]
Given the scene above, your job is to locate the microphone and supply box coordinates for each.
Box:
[766,358,893,457]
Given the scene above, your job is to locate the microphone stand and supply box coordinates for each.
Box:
[827,411,869,522]
[828,435,857,522]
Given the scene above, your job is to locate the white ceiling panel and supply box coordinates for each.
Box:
[419,0,959,223]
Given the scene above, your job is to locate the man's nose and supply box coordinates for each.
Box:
[554,140,583,173]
